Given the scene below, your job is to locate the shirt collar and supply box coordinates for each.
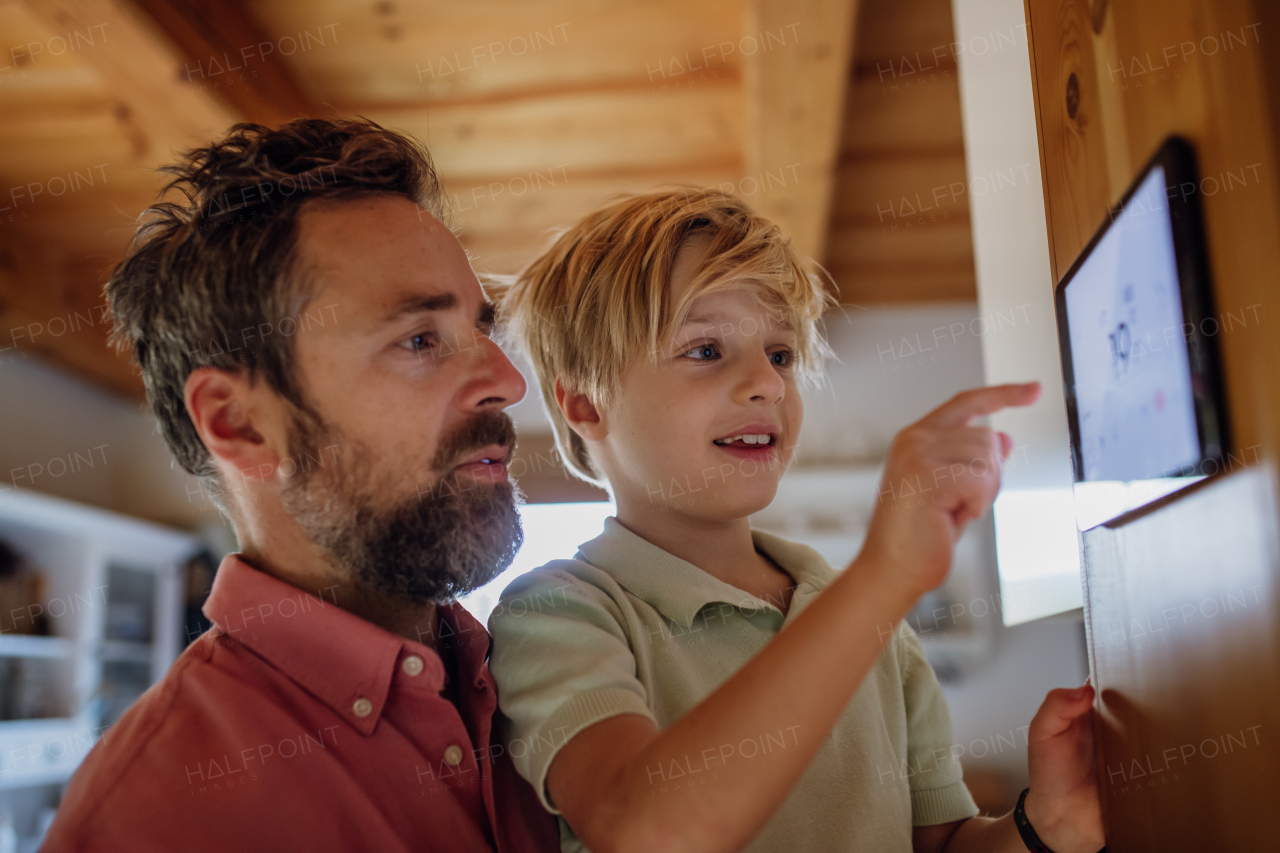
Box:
[575,517,836,628]
[203,555,490,735]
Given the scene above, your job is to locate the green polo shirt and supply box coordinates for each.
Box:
[488,517,978,852]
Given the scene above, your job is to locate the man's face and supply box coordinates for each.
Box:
[278,194,528,603]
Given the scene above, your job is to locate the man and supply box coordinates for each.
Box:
[42,119,559,852]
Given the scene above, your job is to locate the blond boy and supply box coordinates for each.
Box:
[489,189,1103,853]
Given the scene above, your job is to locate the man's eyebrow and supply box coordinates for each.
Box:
[383,292,457,322]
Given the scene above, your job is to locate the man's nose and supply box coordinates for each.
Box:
[461,335,528,410]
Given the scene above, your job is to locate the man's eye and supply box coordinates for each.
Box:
[682,343,721,361]
[399,332,436,353]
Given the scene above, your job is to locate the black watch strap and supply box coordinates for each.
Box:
[1013,788,1056,853]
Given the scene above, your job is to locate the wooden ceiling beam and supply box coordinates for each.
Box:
[127,0,316,125]
[375,82,742,181]
[742,0,860,262]
[334,69,745,114]
[19,0,238,165]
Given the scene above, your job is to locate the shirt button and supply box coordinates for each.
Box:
[352,697,373,718]
[443,745,464,766]
[402,655,424,676]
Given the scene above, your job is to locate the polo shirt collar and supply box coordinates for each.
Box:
[576,517,836,628]
[203,555,489,736]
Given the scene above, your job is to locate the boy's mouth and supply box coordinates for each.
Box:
[711,424,779,463]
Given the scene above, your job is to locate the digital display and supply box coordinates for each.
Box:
[1062,165,1202,481]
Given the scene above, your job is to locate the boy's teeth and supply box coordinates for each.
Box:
[714,434,773,446]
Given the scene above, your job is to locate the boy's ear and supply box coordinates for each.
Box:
[554,377,607,442]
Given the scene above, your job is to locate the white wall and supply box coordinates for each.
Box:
[0,351,223,532]
[794,302,995,464]
[951,0,1084,624]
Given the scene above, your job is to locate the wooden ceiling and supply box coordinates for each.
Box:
[0,0,975,400]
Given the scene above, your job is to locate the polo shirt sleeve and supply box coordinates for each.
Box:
[488,560,656,813]
[896,624,981,825]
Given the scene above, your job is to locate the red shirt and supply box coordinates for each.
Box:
[43,555,559,852]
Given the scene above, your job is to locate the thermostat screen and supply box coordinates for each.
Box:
[1063,165,1201,481]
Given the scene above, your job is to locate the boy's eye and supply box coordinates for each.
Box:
[770,349,794,367]
[682,343,721,361]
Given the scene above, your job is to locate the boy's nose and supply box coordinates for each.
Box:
[735,349,786,405]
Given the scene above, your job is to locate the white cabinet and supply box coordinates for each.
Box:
[0,486,196,846]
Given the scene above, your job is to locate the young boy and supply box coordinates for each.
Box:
[488,189,1103,853]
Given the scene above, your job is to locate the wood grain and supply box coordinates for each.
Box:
[1081,467,1280,850]
[0,0,982,395]
[742,0,859,262]
[130,0,316,124]
[1026,0,1280,846]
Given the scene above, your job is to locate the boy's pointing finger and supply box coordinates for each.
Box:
[920,382,1041,427]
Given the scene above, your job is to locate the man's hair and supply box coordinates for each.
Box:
[106,118,447,504]
[500,187,835,487]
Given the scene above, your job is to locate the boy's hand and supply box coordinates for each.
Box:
[858,382,1041,596]
[1025,682,1106,852]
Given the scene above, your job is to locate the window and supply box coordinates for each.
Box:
[458,502,614,625]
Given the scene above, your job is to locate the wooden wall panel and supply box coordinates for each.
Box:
[1081,468,1280,850]
[1024,0,1112,278]
[1025,0,1280,847]
[1025,0,1280,454]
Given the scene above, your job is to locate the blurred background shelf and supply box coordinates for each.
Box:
[0,486,197,845]
[98,641,152,665]
[0,637,71,660]
[0,717,97,792]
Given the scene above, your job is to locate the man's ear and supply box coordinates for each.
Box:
[185,367,283,483]
[554,377,607,442]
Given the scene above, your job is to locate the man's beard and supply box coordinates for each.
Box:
[280,409,524,605]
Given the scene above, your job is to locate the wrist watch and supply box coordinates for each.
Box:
[1013,788,1107,853]
[1013,789,1056,853]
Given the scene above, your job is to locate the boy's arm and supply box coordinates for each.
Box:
[545,383,1041,853]
[913,683,1106,853]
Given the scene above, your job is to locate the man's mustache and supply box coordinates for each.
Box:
[431,410,518,474]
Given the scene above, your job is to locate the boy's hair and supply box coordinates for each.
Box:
[106,118,446,506]
[501,187,835,487]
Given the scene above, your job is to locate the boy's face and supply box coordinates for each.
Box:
[597,241,803,522]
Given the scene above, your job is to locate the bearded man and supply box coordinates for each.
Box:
[43,119,559,853]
